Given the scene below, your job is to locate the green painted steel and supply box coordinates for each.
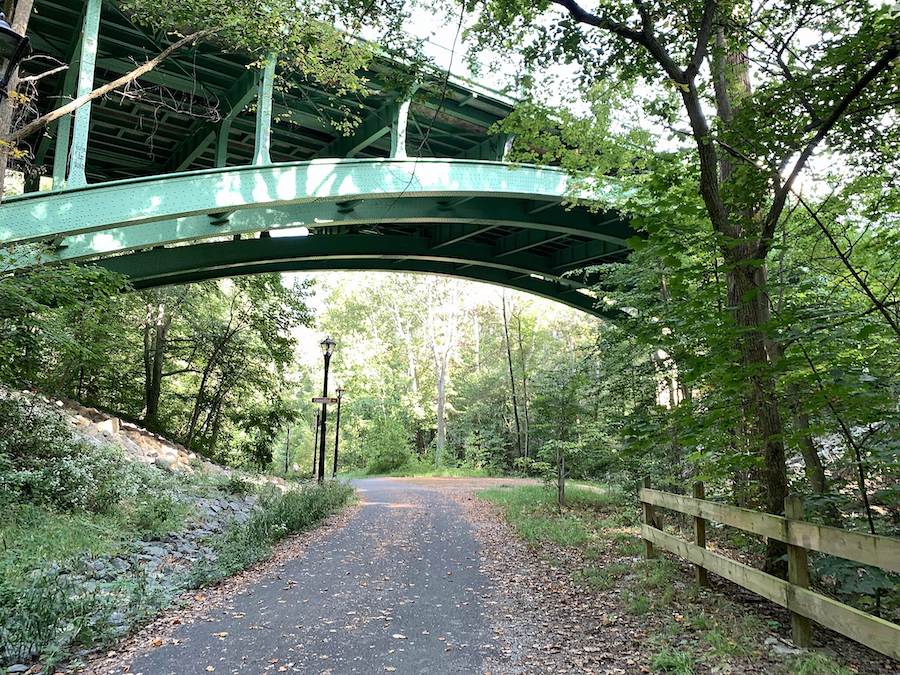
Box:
[0,159,619,245]
[314,103,393,159]
[92,234,585,289]
[215,119,232,168]
[15,196,626,269]
[51,38,82,187]
[168,69,259,172]
[253,54,277,166]
[94,238,605,316]
[390,99,411,159]
[12,0,635,318]
[66,0,101,188]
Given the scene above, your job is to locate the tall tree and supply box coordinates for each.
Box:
[502,293,523,457]
[465,0,899,572]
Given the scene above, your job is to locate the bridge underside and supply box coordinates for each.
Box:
[2,1,633,318]
[1,159,630,316]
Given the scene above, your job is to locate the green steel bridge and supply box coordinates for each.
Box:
[1,0,633,316]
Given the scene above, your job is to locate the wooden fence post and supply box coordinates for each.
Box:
[785,495,812,647]
[641,476,656,559]
[693,481,709,587]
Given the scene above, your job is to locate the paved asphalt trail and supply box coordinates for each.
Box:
[129,478,499,674]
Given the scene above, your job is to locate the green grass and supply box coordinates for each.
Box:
[789,653,853,675]
[572,562,628,590]
[341,464,498,479]
[651,648,695,674]
[190,481,354,585]
[0,504,130,579]
[478,483,874,675]
[0,495,194,584]
[478,484,631,549]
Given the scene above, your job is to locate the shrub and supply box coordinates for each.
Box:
[0,397,129,513]
[651,649,694,674]
[124,494,190,538]
[191,481,353,585]
[364,416,411,474]
[0,562,167,667]
[219,473,255,496]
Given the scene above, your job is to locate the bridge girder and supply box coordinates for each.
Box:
[0,159,629,317]
[95,238,605,316]
[10,3,635,319]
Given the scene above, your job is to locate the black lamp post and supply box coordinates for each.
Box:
[332,386,344,478]
[0,13,30,101]
[317,336,336,482]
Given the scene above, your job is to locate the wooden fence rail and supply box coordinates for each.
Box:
[638,480,900,660]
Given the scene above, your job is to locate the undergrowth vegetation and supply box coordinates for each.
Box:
[191,481,353,585]
[0,397,353,669]
[479,484,864,674]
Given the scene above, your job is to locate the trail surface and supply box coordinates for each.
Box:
[125,477,532,674]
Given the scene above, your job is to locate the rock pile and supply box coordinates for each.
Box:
[62,400,219,476]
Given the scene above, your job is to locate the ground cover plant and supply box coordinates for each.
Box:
[479,483,893,674]
[0,397,354,670]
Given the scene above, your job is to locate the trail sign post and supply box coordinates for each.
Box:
[312,396,339,404]
[332,387,344,478]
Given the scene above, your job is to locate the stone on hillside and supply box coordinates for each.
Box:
[155,454,177,471]
[7,664,28,673]
[96,417,120,434]
[107,611,126,626]
[764,636,804,657]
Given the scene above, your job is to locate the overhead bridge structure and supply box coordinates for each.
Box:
[0,0,632,316]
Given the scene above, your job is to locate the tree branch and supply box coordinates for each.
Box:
[5,28,217,144]
[796,193,900,340]
[18,64,68,84]
[550,0,644,43]
[759,40,900,256]
[685,0,717,79]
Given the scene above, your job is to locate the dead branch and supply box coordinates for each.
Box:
[5,28,217,144]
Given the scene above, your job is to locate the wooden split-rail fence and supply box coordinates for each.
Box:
[638,478,900,660]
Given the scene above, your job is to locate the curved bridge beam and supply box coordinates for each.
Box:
[0,158,619,245]
[0,158,630,317]
[17,196,628,269]
[96,237,604,316]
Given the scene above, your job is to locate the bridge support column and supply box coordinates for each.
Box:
[67,0,102,188]
[390,99,411,159]
[47,35,83,188]
[252,53,276,166]
[215,118,232,168]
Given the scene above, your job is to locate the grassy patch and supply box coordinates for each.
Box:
[343,464,497,479]
[190,481,354,585]
[478,483,874,674]
[572,561,628,590]
[478,485,615,548]
[651,648,695,674]
[478,484,634,550]
[789,653,853,675]
[0,504,130,579]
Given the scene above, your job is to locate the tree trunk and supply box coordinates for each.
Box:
[792,404,826,494]
[186,356,216,447]
[435,361,447,464]
[208,398,224,456]
[727,261,789,576]
[142,298,171,429]
[501,294,522,456]
[389,301,418,396]
[515,313,531,459]
[557,447,566,512]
